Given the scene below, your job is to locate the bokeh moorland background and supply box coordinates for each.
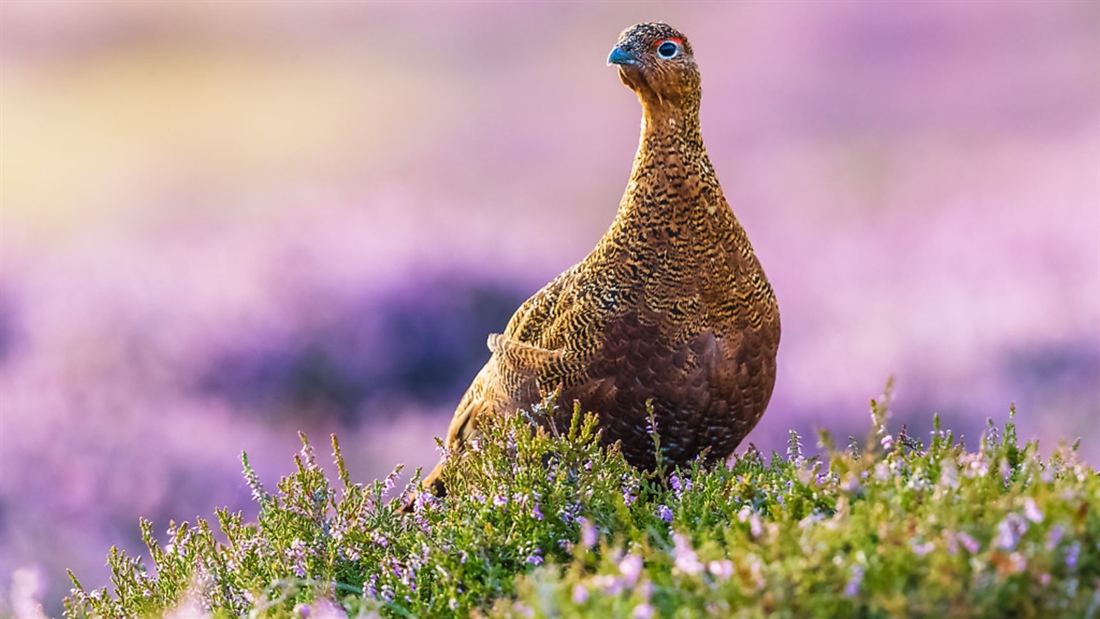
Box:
[1,2,1098,614]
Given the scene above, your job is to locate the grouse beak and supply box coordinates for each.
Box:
[607,46,639,67]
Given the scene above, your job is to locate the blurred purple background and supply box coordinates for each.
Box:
[2,2,1098,613]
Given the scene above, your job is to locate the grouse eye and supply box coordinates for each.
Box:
[657,40,680,59]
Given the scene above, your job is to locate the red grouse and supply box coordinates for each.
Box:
[423,22,780,494]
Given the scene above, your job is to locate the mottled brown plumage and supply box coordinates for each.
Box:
[423,22,780,494]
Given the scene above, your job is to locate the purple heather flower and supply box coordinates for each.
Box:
[995,513,1027,551]
[619,553,643,587]
[708,559,734,581]
[965,455,990,478]
[572,584,589,604]
[242,457,268,505]
[340,545,361,562]
[668,472,693,495]
[880,433,894,451]
[840,473,861,494]
[1023,497,1044,523]
[670,473,683,494]
[559,502,581,524]
[946,531,959,555]
[787,430,804,465]
[382,468,401,494]
[656,504,673,523]
[749,559,766,590]
[526,553,543,566]
[958,532,981,554]
[593,574,624,596]
[738,505,762,537]
[531,502,543,521]
[911,540,935,556]
[299,441,318,470]
[305,599,348,619]
[672,532,704,575]
[748,515,763,538]
[580,518,597,549]
[1066,542,1081,569]
[875,461,893,481]
[999,458,1012,486]
[372,531,389,548]
[623,484,637,506]
[633,603,655,619]
[1046,525,1065,550]
[940,461,959,489]
[287,539,309,578]
[844,565,865,597]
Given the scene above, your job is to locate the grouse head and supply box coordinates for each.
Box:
[607,22,701,113]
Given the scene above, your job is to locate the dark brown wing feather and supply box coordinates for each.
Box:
[561,306,775,469]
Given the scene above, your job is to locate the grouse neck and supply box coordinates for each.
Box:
[640,104,703,148]
[618,104,717,220]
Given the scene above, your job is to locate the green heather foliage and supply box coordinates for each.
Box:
[66,388,1099,618]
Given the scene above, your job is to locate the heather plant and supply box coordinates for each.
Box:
[65,388,1099,618]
